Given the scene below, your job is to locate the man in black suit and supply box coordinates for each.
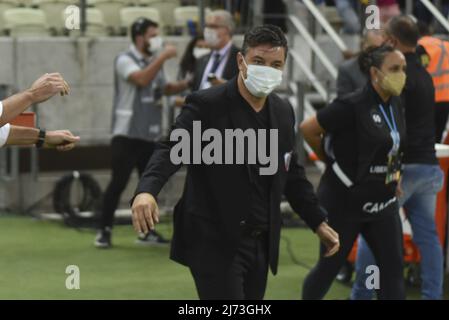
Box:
[190,10,240,91]
[336,29,384,97]
[131,25,340,300]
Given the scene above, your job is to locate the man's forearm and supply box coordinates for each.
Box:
[164,80,189,95]
[284,153,327,232]
[134,55,167,87]
[0,90,35,127]
[6,125,39,146]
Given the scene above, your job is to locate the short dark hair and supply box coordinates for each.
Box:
[358,44,396,76]
[131,18,159,43]
[241,24,288,58]
[387,15,419,47]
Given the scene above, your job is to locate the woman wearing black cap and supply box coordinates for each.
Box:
[300,45,407,300]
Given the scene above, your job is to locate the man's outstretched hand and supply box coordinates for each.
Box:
[44,130,80,151]
[316,222,340,257]
[132,193,160,234]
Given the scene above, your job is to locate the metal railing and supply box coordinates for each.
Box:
[420,0,449,33]
[403,0,449,33]
[301,0,348,52]
[288,14,338,80]
[288,49,328,101]
[285,0,350,168]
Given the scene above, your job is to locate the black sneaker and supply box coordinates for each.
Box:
[94,228,112,248]
[136,230,170,246]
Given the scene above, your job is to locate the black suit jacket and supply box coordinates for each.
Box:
[190,44,240,92]
[336,56,367,97]
[134,77,326,274]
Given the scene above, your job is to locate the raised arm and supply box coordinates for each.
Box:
[0,73,69,127]
[127,45,177,88]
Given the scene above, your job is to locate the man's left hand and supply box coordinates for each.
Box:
[44,130,80,151]
[210,77,226,86]
[316,221,340,257]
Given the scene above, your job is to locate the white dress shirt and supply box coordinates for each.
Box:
[199,41,233,90]
[0,101,11,147]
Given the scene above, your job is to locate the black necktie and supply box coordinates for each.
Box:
[210,52,222,74]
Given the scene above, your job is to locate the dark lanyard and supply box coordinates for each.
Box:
[210,46,231,72]
[378,104,400,154]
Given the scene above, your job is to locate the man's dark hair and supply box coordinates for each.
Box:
[179,35,204,78]
[387,15,419,47]
[241,24,288,58]
[131,18,159,43]
[358,44,396,76]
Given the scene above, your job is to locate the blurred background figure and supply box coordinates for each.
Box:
[417,22,449,143]
[313,0,361,35]
[191,10,240,91]
[95,18,188,249]
[337,28,385,96]
[174,35,210,107]
[377,0,402,26]
[333,0,361,34]
[179,35,210,81]
[264,0,289,32]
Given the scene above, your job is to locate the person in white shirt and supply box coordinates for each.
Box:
[95,18,188,248]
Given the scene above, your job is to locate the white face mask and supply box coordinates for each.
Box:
[241,57,283,98]
[204,28,220,47]
[193,47,211,59]
[148,36,163,53]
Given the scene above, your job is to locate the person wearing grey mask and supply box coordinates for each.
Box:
[190,10,240,92]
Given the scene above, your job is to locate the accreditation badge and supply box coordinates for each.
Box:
[385,151,402,185]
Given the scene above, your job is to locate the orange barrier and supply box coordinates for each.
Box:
[309,152,319,162]
[9,112,36,128]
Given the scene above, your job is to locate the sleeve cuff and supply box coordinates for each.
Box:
[307,206,328,232]
[130,183,162,207]
[123,65,140,80]
[0,123,11,147]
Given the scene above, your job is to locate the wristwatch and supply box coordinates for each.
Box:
[36,128,46,149]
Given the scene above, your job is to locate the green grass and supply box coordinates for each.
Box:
[0,215,447,300]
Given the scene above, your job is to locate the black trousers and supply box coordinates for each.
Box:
[100,136,155,229]
[434,102,449,143]
[302,212,405,300]
[190,231,269,300]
